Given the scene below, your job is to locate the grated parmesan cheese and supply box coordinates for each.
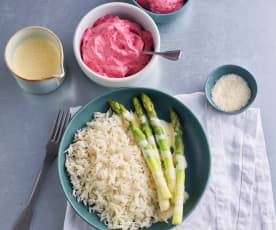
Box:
[211,74,251,112]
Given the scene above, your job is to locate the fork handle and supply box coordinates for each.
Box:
[12,158,51,230]
[28,159,51,206]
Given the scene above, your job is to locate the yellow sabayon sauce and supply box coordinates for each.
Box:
[12,37,59,80]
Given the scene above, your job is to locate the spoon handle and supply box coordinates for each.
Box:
[143,50,182,61]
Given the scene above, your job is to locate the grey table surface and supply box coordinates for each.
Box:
[1,0,275,229]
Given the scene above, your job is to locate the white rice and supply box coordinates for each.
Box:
[65,112,163,230]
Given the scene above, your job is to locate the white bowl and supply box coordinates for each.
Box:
[73,2,160,87]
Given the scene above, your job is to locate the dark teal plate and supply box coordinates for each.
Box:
[58,87,210,230]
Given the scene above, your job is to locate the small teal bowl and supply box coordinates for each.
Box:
[58,87,210,230]
[205,64,258,114]
[130,0,190,24]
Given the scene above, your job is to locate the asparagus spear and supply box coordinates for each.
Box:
[133,97,170,211]
[141,93,176,195]
[132,97,161,165]
[108,100,172,201]
[170,109,186,225]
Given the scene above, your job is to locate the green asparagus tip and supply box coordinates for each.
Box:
[132,97,143,114]
[170,108,182,133]
[132,97,139,106]
[169,108,177,120]
[108,100,122,114]
[141,93,155,113]
[141,92,148,101]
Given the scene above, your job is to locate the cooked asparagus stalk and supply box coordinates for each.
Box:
[108,100,172,201]
[141,93,176,195]
[170,109,186,225]
[133,97,161,165]
[133,97,170,211]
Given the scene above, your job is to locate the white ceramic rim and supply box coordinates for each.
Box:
[73,2,161,84]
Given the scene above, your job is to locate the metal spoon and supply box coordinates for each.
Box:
[142,49,182,61]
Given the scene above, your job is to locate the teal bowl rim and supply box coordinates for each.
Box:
[204,64,258,114]
[58,87,211,229]
[130,0,190,17]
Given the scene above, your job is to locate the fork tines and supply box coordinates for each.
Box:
[50,110,71,143]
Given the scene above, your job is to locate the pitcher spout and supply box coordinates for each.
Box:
[53,63,65,78]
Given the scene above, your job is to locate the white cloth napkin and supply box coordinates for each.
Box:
[63,92,276,230]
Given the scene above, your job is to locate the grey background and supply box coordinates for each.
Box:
[1,0,275,229]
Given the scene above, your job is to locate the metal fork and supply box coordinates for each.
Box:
[12,110,71,230]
